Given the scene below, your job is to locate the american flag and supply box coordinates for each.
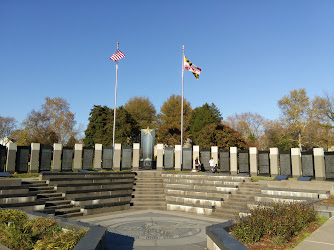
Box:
[110,49,126,61]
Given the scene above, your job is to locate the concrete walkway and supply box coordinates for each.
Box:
[294,216,334,250]
[77,209,227,250]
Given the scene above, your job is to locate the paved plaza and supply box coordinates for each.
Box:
[78,209,227,250]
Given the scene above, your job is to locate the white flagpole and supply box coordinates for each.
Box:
[112,42,119,149]
[181,45,184,170]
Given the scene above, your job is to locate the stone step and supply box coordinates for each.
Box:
[46,203,75,210]
[58,211,84,218]
[37,192,63,198]
[45,199,72,206]
[130,205,167,210]
[254,194,320,203]
[55,207,81,215]
[261,188,330,199]
[166,196,223,208]
[131,200,167,206]
[167,202,214,215]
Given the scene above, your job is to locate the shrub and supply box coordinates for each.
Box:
[231,202,317,244]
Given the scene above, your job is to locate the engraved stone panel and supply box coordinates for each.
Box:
[102,146,113,169]
[121,146,132,170]
[238,150,249,173]
[301,151,314,177]
[200,149,210,171]
[164,147,174,170]
[61,147,73,172]
[219,150,229,173]
[15,146,30,173]
[259,151,270,175]
[82,147,94,170]
[182,148,192,170]
[325,152,334,179]
[39,145,52,171]
[0,145,6,172]
[280,151,291,176]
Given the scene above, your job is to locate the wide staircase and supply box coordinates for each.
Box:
[212,182,263,219]
[162,173,250,216]
[130,171,167,210]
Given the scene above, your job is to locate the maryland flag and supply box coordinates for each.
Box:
[184,56,201,80]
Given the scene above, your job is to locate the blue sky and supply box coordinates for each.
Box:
[1,0,333,131]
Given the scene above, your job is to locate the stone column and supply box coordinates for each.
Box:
[30,143,40,173]
[211,146,218,166]
[113,143,121,171]
[6,142,17,174]
[291,148,302,178]
[52,143,62,172]
[133,143,140,171]
[314,148,326,181]
[73,144,83,172]
[249,147,258,176]
[269,148,279,177]
[230,147,238,175]
[193,145,200,171]
[156,144,163,171]
[175,145,181,171]
[94,144,102,170]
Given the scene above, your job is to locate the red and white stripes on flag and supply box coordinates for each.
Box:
[110,49,126,61]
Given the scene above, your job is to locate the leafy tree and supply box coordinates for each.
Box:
[10,97,77,146]
[84,105,140,146]
[124,96,157,129]
[223,112,267,148]
[193,123,247,149]
[189,103,222,137]
[0,116,16,140]
[156,94,192,146]
[312,92,334,128]
[278,89,310,149]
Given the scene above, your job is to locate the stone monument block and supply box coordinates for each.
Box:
[313,148,326,181]
[200,149,210,171]
[39,145,53,172]
[113,143,121,171]
[238,150,249,174]
[133,143,140,171]
[73,144,83,172]
[291,148,302,178]
[6,142,17,174]
[301,151,314,177]
[16,146,30,173]
[269,148,279,177]
[230,147,238,175]
[219,150,229,173]
[182,148,192,171]
[249,147,258,176]
[140,127,155,169]
[30,143,40,173]
[94,144,102,170]
[121,146,132,170]
[52,143,62,172]
[156,144,163,171]
[0,145,7,172]
[279,151,291,176]
[61,147,74,172]
[102,146,113,169]
[82,147,94,170]
[324,152,334,179]
[259,151,270,175]
[211,146,218,167]
[164,147,174,170]
[175,145,181,171]
[193,145,199,171]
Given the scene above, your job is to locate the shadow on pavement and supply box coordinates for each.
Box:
[105,231,135,250]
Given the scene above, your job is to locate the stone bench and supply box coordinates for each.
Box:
[165,187,232,199]
[165,194,224,208]
[81,201,130,215]
[64,187,133,199]
[0,193,37,204]
[162,173,250,182]
[72,193,131,206]
[254,194,321,203]
[48,177,134,185]
[55,182,133,192]
[41,172,135,180]
[0,200,45,211]
[261,187,330,199]
[163,183,238,193]
[0,185,30,195]
[162,177,244,186]
[167,201,214,215]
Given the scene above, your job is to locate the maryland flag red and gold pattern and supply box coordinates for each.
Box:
[184,56,201,80]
